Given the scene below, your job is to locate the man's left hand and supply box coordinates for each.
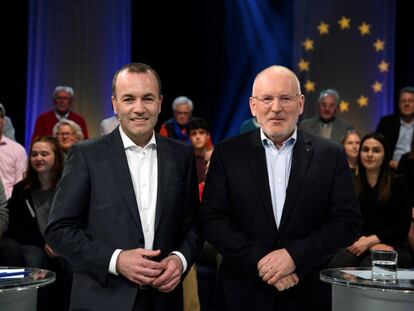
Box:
[257,248,296,285]
[152,255,182,292]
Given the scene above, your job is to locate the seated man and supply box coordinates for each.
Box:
[188,117,213,185]
[100,115,119,135]
[299,89,353,143]
[32,85,89,141]
[376,86,414,170]
[0,104,27,199]
[159,96,194,144]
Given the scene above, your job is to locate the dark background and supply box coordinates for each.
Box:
[1,1,412,144]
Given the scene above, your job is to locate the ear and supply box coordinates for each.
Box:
[249,97,257,117]
[111,96,117,115]
[158,95,163,114]
[298,94,305,116]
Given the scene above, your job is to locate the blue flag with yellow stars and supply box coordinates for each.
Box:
[293,0,395,136]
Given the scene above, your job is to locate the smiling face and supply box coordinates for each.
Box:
[360,138,385,173]
[30,141,56,173]
[249,66,304,147]
[112,69,162,147]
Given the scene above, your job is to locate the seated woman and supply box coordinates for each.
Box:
[53,119,84,162]
[341,130,361,175]
[397,136,414,253]
[6,136,64,267]
[330,132,413,268]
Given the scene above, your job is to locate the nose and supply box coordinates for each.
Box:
[270,98,282,112]
[132,99,146,113]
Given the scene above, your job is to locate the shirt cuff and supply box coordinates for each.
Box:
[109,249,123,275]
[171,251,187,274]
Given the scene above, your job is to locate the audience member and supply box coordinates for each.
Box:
[397,135,414,255]
[6,136,63,267]
[0,104,27,199]
[100,115,119,135]
[5,135,70,310]
[240,117,259,134]
[0,103,16,140]
[32,85,89,141]
[200,65,361,311]
[53,119,84,162]
[45,62,201,311]
[299,88,353,143]
[329,132,413,268]
[0,178,7,237]
[188,117,213,184]
[0,177,24,267]
[376,86,414,170]
[341,130,361,175]
[159,96,193,144]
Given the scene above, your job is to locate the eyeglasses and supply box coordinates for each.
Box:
[57,132,74,137]
[252,94,301,107]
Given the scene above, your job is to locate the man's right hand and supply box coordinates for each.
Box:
[116,248,164,286]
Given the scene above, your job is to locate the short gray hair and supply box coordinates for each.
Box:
[53,86,75,98]
[172,96,193,111]
[318,89,340,104]
[53,119,84,140]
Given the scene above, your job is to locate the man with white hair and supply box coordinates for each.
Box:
[32,85,89,141]
[299,89,353,143]
[159,96,194,144]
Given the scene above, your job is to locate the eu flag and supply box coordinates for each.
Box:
[293,0,395,136]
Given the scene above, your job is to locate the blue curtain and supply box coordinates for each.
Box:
[293,0,395,136]
[212,0,293,141]
[25,0,131,148]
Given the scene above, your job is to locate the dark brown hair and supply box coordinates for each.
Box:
[355,132,391,203]
[22,136,64,190]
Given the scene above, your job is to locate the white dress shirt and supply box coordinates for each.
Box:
[261,128,296,227]
[109,127,186,275]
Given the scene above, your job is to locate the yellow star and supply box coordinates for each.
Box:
[357,95,369,107]
[297,58,310,72]
[317,22,329,35]
[358,22,371,36]
[339,100,350,112]
[373,39,385,52]
[302,38,314,51]
[304,80,316,92]
[372,81,383,93]
[378,60,389,73]
[338,16,351,30]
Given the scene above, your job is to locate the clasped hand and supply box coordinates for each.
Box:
[257,248,298,291]
[116,248,182,292]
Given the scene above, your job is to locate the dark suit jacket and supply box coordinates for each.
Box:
[200,129,361,310]
[45,129,201,311]
[376,114,401,153]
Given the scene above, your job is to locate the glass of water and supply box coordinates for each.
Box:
[371,249,398,282]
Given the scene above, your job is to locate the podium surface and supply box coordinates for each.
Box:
[0,267,55,311]
[320,267,414,311]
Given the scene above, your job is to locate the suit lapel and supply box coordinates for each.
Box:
[245,130,278,232]
[278,131,313,232]
[154,135,172,232]
[104,130,143,233]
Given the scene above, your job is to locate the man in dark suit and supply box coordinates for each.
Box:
[376,86,414,170]
[200,65,361,310]
[46,63,201,311]
[299,89,353,143]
